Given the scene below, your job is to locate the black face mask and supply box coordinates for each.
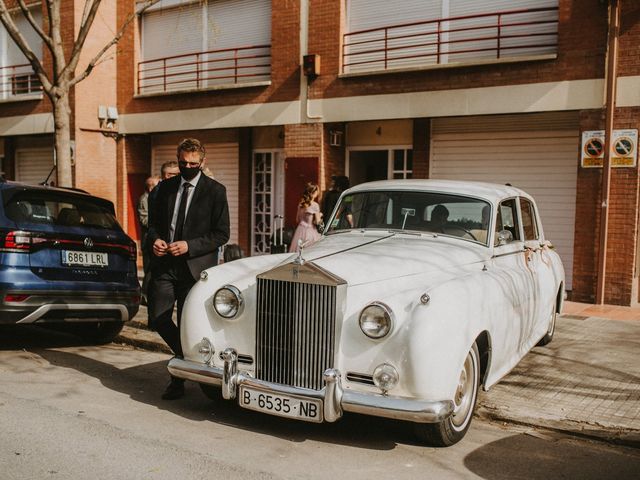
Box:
[179,164,201,181]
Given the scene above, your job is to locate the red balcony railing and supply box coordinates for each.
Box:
[0,63,42,97]
[343,7,559,73]
[137,44,271,95]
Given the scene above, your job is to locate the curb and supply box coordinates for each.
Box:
[476,405,640,449]
[116,325,172,355]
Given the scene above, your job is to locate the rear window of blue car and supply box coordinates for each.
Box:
[3,189,120,230]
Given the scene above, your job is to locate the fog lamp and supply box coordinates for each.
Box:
[198,337,214,364]
[373,363,399,393]
[213,285,243,318]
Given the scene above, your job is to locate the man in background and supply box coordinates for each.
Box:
[144,160,180,328]
[137,176,159,305]
[322,175,350,221]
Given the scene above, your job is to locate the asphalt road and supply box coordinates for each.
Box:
[1,325,638,480]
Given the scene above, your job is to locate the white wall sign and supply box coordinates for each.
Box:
[581,129,638,168]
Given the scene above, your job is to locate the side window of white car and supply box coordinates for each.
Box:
[519,198,539,241]
[495,199,521,246]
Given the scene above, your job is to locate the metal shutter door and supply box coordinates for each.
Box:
[6,9,43,65]
[15,147,55,185]
[206,0,271,50]
[141,3,203,61]
[205,143,239,245]
[431,114,578,289]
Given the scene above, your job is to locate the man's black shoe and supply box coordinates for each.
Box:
[161,378,185,400]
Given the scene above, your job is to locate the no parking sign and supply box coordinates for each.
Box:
[581,129,638,168]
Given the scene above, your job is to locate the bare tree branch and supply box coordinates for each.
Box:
[15,0,54,51]
[0,2,52,93]
[69,0,160,88]
[46,0,66,78]
[44,0,54,37]
[63,0,102,79]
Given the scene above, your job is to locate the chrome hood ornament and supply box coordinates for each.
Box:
[294,239,305,265]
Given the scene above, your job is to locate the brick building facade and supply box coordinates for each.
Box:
[0,0,639,305]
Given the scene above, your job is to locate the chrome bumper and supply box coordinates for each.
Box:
[168,348,454,424]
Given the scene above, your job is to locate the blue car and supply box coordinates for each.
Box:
[0,179,140,343]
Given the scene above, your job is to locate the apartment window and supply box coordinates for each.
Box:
[343,0,558,74]
[0,8,43,99]
[139,0,271,94]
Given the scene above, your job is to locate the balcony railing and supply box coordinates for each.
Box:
[137,44,271,95]
[0,63,42,98]
[343,7,559,74]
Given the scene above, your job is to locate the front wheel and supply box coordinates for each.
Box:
[414,342,480,447]
[537,304,557,346]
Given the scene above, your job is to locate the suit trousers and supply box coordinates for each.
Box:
[149,256,195,357]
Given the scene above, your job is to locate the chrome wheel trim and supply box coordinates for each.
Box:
[547,308,557,336]
[450,348,478,431]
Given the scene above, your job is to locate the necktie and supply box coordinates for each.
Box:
[173,183,191,241]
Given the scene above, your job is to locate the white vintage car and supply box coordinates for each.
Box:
[168,179,564,446]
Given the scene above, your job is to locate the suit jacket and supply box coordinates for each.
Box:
[147,174,230,281]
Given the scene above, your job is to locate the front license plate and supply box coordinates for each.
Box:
[239,386,323,423]
[61,250,109,268]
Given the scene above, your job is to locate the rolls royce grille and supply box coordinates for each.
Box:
[256,278,337,390]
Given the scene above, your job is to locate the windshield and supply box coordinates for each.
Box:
[327,190,492,245]
[3,190,121,230]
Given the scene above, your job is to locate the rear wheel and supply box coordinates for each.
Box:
[75,321,125,345]
[414,342,480,447]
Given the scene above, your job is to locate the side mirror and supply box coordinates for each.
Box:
[497,229,513,246]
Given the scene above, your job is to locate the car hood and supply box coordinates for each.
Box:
[299,231,490,286]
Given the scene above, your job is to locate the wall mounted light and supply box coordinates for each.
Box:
[98,105,119,129]
[329,130,343,147]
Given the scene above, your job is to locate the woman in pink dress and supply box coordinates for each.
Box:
[289,183,323,252]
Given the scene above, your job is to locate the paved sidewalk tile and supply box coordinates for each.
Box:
[477,315,640,446]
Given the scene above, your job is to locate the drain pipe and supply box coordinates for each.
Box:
[300,0,322,122]
[596,0,621,304]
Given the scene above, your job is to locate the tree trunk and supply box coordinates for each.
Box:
[53,93,73,187]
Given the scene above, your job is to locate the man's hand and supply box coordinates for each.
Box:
[153,239,168,256]
[168,241,189,256]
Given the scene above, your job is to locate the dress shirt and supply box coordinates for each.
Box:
[169,171,201,242]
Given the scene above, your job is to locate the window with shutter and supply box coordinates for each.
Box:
[0,8,43,98]
[139,0,271,94]
[344,0,558,74]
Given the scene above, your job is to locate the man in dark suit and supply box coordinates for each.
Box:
[147,138,230,400]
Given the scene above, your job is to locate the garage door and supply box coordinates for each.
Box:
[15,147,55,185]
[152,143,239,245]
[430,113,579,289]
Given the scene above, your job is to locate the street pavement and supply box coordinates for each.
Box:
[119,302,640,448]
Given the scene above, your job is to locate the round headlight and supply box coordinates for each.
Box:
[213,285,243,319]
[359,302,394,339]
[373,363,399,392]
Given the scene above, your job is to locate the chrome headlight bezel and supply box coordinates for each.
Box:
[213,285,244,319]
[358,301,394,339]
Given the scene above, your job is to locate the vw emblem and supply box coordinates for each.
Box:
[84,237,94,249]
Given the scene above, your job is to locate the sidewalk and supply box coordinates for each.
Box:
[118,301,640,447]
